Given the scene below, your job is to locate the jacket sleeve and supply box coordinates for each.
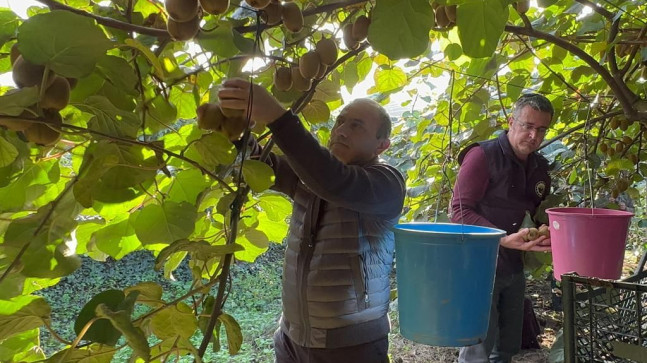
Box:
[450,146,499,229]
[267,111,405,219]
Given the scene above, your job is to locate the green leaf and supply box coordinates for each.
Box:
[374,67,408,93]
[167,168,209,204]
[17,10,112,78]
[242,160,275,193]
[444,43,463,61]
[301,99,331,124]
[95,303,150,361]
[198,22,239,58]
[258,194,292,222]
[368,0,434,59]
[132,201,197,246]
[47,345,115,363]
[96,55,138,95]
[0,87,39,116]
[0,10,19,46]
[218,313,242,355]
[77,96,140,138]
[92,217,141,259]
[0,136,18,168]
[124,282,163,307]
[155,239,243,269]
[0,295,50,341]
[0,328,45,363]
[150,302,197,340]
[457,0,509,58]
[124,38,164,79]
[74,289,124,346]
[257,212,289,243]
[190,133,237,167]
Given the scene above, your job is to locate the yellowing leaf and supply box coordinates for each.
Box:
[242,160,275,193]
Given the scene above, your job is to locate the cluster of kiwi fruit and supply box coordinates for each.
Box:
[273,36,338,92]
[341,14,370,50]
[523,225,550,241]
[598,119,635,157]
[432,3,456,29]
[0,44,73,146]
[196,102,247,140]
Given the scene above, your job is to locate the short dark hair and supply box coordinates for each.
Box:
[345,98,392,139]
[513,93,554,120]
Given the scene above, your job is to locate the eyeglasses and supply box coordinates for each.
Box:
[515,120,548,135]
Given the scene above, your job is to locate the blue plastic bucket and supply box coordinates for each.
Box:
[394,223,504,346]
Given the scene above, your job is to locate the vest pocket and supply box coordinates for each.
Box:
[349,255,368,311]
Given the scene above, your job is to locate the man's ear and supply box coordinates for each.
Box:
[375,138,390,156]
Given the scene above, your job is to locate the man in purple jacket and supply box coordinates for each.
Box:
[451,93,554,363]
[218,79,406,362]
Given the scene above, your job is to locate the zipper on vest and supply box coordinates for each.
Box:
[359,254,369,306]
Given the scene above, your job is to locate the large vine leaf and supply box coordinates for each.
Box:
[131,201,197,246]
[95,303,150,361]
[368,0,434,60]
[149,302,197,340]
[242,160,275,193]
[457,0,510,58]
[218,313,242,355]
[0,328,45,362]
[0,136,18,167]
[0,87,38,116]
[16,10,112,78]
[0,9,19,46]
[74,289,124,346]
[0,295,50,341]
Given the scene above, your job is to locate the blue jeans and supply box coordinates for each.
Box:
[459,271,526,363]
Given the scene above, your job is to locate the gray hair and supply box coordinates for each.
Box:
[512,93,554,120]
[345,98,392,139]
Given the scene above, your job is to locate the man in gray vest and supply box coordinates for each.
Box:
[218,79,406,362]
[451,93,554,363]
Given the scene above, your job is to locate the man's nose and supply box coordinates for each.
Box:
[333,124,348,137]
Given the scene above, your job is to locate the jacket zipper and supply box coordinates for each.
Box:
[297,196,321,345]
[359,254,369,307]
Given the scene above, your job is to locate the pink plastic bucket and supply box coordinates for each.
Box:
[546,207,633,281]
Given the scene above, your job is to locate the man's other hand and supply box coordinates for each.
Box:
[501,229,551,252]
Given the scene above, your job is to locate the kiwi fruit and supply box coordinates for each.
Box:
[167,16,201,41]
[315,64,328,80]
[200,0,229,15]
[342,23,359,50]
[281,2,304,33]
[609,118,620,129]
[629,153,639,164]
[315,37,338,66]
[445,5,457,23]
[197,103,226,131]
[222,116,247,140]
[599,143,608,153]
[622,136,633,145]
[24,110,62,146]
[299,51,320,80]
[247,0,270,9]
[165,0,199,22]
[291,66,311,92]
[0,108,37,132]
[538,225,550,238]
[619,119,630,131]
[261,1,282,25]
[435,6,450,28]
[10,43,20,65]
[615,142,624,153]
[273,66,292,91]
[12,56,55,89]
[352,15,370,41]
[221,106,244,118]
[524,227,539,241]
[515,0,530,14]
[41,76,71,111]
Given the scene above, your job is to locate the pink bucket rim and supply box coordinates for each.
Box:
[546,207,633,218]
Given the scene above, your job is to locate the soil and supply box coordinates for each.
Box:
[387,251,644,363]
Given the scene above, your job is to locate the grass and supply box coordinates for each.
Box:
[37,244,284,362]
